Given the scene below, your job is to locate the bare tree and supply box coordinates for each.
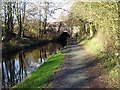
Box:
[15,1,26,38]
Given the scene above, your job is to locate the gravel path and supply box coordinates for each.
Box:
[53,40,95,88]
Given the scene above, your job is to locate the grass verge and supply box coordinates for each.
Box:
[78,36,103,55]
[78,36,119,88]
[13,53,66,88]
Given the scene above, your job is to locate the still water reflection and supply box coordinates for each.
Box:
[2,42,63,88]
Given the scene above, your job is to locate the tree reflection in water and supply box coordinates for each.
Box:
[2,42,62,89]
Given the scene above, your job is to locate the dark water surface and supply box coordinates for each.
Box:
[2,42,63,89]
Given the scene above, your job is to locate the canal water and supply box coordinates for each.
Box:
[2,42,63,89]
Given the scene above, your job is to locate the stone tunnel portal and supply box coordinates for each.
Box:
[58,32,70,47]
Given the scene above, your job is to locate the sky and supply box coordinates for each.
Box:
[27,0,73,22]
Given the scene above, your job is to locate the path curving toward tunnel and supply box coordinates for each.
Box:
[53,39,94,88]
[52,39,112,88]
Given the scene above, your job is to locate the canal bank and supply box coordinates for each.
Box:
[2,41,65,89]
[13,53,66,88]
[2,38,51,57]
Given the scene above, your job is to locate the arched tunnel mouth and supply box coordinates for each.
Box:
[58,32,70,47]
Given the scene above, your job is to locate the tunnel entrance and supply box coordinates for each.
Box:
[58,32,70,47]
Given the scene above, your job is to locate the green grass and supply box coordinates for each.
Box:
[79,36,103,55]
[13,53,66,88]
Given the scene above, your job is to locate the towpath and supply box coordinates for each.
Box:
[53,39,112,88]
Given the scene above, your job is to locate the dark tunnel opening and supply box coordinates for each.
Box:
[58,32,70,47]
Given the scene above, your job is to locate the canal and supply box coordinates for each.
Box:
[2,42,63,89]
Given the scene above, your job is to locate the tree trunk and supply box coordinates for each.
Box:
[89,23,93,38]
[58,22,62,33]
[18,13,22,38]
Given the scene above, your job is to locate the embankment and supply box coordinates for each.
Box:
[13,53,66,88]
[2,38,52,57]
